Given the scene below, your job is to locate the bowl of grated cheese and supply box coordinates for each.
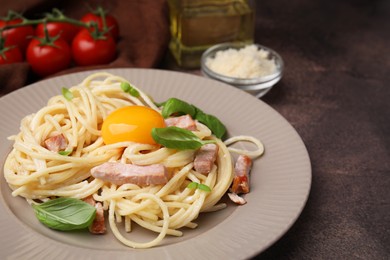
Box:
[201,43,284,98]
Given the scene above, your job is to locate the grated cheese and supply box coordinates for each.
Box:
[205,44,277,79]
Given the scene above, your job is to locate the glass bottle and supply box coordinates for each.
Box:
[168,0,255,69]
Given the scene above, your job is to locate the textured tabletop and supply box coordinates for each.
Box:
[254,1,389,259]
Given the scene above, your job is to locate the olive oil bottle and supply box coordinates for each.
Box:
[168,0,255,68]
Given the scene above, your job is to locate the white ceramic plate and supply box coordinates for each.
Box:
[0,68,311,259]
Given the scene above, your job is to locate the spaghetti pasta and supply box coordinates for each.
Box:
[3,72,264,248]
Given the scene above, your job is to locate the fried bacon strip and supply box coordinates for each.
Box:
[231,155,252,194]
[83,196,106,234]
[229,155,253,205]
[228,192,247,205]
[43,134,67,152]
[194,143,219,175]
[91,162,169,186]
[165,114,197,131]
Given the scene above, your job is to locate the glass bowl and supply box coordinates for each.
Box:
[201,42,284,98]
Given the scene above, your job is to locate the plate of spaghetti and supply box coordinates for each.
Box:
[0,69,311,259]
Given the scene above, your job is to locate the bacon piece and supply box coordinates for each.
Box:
[194,143,219,175]
[165,114,197,131]
[91,162,169,186]
[228,193,247,205]
[231,155,252,194]
[44,134,67,152]
[91,202,106,234]
[83,196,106,234]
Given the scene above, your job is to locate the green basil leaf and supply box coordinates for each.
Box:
[161,98,196,118]
[195,110,227,139]
[198,184,212,192]
[159,97,227,139]
[186,182,211,192]
[120,82,140,97]
[187,182,199,189]
[32,197,96,231]
[62,87,73,101]
[120,82,131,92]
[58,150,72,156]
[152,126,215,150]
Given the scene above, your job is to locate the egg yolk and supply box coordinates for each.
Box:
[101,106,165,145]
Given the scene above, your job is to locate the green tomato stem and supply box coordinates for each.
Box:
[0,9,90,31]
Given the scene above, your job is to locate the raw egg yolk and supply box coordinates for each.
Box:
[101,106,165,145]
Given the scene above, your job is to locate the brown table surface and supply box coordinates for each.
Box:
[240,1,389,259]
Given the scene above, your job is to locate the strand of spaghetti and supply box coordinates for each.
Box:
[96,187,151,201]
[224,135,264,158]
[156,163,194,197]
[63,95,100,136]
[124,146,174,165]
[116,202,159,221]
[11,142,112,163]
[185,222,198,229]
[60,96,79,147]
[4,160,75,186]
[104,75,158,109]
[125,215,131,232]
[202,203,227,213]
[44,114,65,135]
[108,194,170,249]
[30,104,67,131]
[168,167,217,228]
[168,192,206,229]
[83,72,157,109]
[130,214,182,237]
[12,179,104,199]
[162,150,195,168]
[116,194,161,216]
[162,188,192,202]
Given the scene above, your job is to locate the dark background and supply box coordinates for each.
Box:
[254,0,389,259]
[0,0,389,259]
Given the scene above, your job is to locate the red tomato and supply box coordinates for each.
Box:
[35,22,80,43]
[0,46,23,65]
[81,13,119,39]
[71,29,116,66]
[0,18,34,52]
[26,38,71,77]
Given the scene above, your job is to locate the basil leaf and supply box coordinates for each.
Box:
[152,126,215,150]
[62,87,73,101]
[195,110,226,139]
[32,197,96,231]
[186,182,211,192]
[159,97,227,139]
[198,184,212,192]
[161,98,196,118]
[187,182,198,189]
[58,150,72,156]
[120,82,140,97]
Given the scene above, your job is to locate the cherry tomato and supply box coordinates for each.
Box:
[0,46,23,65]
[71,29,116,66]
[26,38,71,77]
[81,13,119,39]
[35,22,80,43]
[0,18,34,52]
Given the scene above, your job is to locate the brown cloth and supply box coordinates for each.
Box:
[0,0,170,95]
